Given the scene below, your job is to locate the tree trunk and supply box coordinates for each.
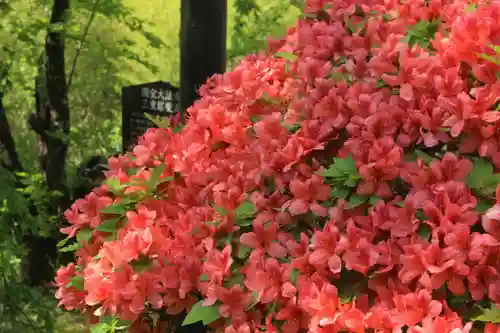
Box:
[44,0,70,208]
[23,0,71,286]
[0,92,22,171]
[179,0,227,113]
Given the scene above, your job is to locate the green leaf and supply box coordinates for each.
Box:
[130,254,152,273]
[322,167,344,178]
[90,323,109,333]
[59,242,81,253]
[100,204,127,215]
[148,163,166,191]
[415,210,428,221]
[472,303,500,323]
[238,244,252,259]
[236,201,257,220]
[476,52,500,65]
[344,174,360,188]
[369,196,382,205]
[282,122,301,133]
[96,217,122,233]
[346,195,368,209]
[77,228,92,244]
[332,187,349,199]
[417,223,432,241]
[227,274,245,287]
[236,219,254,226]
[327,72,347,81]
[275,51,297,61]
[57,237,69,248]
[182,301,221,326]
[66,275,84,290]
[414,149,435,164]
[248,291,260,309]
[290,268,300,285]
[106,177,124,195]
[466,158,497,191]
[200,274,209,282]
[334,155,357,173]
[215,206,228,217]
[476,200,491,214]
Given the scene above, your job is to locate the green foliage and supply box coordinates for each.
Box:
[235,200,257,220]
[476,44,500,66]
[182,300,221,326]
[472,303,500,324]
[322,155,361,188]
[228,0,300,67]
[90,316,130,333]
[404,19,440,48]
[466,158,500,197]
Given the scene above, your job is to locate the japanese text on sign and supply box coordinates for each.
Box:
[141,87,175,113]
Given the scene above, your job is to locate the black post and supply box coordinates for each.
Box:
[180,0,227,113]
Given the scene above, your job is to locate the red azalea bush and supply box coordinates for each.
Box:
[55,0,500,332]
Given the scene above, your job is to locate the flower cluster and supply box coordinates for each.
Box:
[55,0,500,332]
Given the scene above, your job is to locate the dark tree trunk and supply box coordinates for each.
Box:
[0,92,22,171]
[43,0,70,207]
[23,0,71,286]
[179,0,227,113]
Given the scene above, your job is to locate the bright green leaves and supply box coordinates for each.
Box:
[100,203,128,215]
[182,301,221,326]
[404,19,440,48]
[77,227,92,244]
[471,303,500,323]
[65,275,84,290]
[235,200,257,224]
[466,157,500,214]
[106,177,125,196]
[322,155,360,187]
[215,206,229,217]
[106,163,173,197]
[466,158,500,196]
[215,200,258,227]
[344,17,367,35]
[58,242,81,253]
[290,0,306,11]
[331,187,349,200]
[237,244,252,259]
[147,163,173,193]
[345,194,368,209]
[274,51,297,61]
[95,217,123,233]
[290,268,300,285]
[323,155,364,208]
[476,44,500,66]
[90,316,131,333]
[58,227,93,253]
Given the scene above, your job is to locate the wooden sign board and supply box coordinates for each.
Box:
[121,81,179,150]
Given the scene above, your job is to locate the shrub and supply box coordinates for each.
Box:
[55,0,500,332]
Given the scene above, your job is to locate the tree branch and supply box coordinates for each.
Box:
[66,0,101,92]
